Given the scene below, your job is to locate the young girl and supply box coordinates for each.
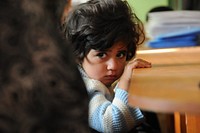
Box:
[62,0,152,132]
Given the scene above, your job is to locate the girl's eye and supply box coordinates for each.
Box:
[96,52,106,58]
[117,51,127,58]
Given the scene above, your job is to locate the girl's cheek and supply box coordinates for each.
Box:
[118,62,126,73]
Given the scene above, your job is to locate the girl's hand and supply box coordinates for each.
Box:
[129,58,152,69]
[118,58,151,91]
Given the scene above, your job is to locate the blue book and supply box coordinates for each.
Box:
[156,28,200,40]
[147,28,200,48]
[148,40,197,48]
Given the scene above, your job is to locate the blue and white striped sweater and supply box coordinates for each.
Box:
[79,66,144,133]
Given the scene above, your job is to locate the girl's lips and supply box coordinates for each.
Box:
[104,75,117,81]
[102,75,118,86]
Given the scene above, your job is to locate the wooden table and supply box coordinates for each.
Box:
[128,46,200,133]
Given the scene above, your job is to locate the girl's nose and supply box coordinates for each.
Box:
[107,58,118,70]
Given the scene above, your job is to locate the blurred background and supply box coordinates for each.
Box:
[127,0,200,49]
[127,0,200,23]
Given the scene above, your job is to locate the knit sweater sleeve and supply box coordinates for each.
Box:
[83,77,144,133]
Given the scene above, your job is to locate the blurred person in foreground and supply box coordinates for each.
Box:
[0,0,89,132]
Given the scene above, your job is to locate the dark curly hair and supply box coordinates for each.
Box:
[0,0,89,132]
[62,0,145,63]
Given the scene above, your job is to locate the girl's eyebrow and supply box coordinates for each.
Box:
[105,47,127,53]
[95,49,107,52]
[118,46,127,50]
[117,48,128,53]
[119,50,127,52]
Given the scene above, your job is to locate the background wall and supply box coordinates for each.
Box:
[127,0,169,23]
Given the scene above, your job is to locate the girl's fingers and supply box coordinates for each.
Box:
[128,58,152,68]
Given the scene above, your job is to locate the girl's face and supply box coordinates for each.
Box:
[82,41,127,87]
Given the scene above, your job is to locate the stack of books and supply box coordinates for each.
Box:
[145,11,200,48]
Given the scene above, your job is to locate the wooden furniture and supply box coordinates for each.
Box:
[128,46,200,133]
